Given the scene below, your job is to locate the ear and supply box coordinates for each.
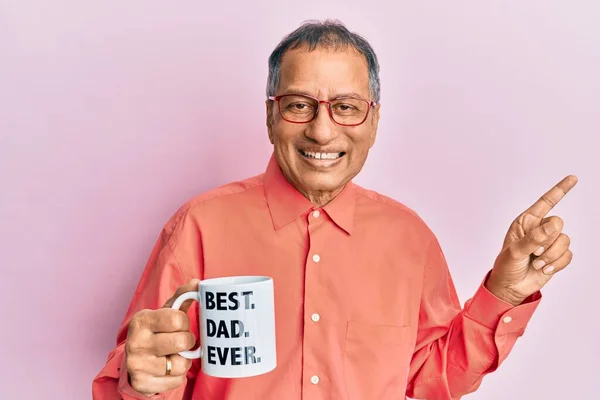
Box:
[265,100,274,144]
[368,103,381,148]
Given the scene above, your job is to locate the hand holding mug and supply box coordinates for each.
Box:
[125,276,277,396]
[125,280,200,396]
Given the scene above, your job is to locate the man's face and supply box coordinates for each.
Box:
[266,46,380,204]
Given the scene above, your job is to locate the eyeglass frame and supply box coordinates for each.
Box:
[267,93,378,127]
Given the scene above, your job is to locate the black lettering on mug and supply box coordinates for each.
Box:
[216,292,228,310]
[207,291,255,311]
[207,346,261,366]
[217,346,229,365]
[205,292,215,310]
[216,320,229,338]
[228,292,239,310]
[207,319,217,337]
[207,319,245,338]
[207,346,217,364]
[244,346,258,364]
[230,320,244,338]
[231,347,242,365]
[242,291,253,309]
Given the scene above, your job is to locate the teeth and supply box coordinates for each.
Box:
[301,150,342,160]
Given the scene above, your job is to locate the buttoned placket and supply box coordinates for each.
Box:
[301,208,327,398]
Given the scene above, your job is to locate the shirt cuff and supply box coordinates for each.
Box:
[464,271,542,334]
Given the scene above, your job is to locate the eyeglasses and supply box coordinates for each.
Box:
[268,94,377,126]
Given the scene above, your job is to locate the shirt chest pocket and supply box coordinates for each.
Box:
[343,321,414,400]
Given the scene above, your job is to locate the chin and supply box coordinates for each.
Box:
[300,175,347,193]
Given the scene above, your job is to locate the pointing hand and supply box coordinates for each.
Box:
[485,175,578,306]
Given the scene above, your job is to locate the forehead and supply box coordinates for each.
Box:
[277,46,371,98]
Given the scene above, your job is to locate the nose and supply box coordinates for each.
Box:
[304,102,338,144]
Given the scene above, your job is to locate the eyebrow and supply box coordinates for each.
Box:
[331,92,366,99]
[281,89,368,100]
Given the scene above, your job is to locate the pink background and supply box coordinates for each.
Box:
[1,1,598,398]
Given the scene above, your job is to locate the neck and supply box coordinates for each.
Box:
[303,186,344,207]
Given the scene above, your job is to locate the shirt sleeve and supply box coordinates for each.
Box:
[406,234,541,399]
[92,211,203,399]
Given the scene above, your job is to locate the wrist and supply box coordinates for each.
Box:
[485,275,525,306]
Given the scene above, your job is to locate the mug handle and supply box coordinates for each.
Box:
[171,291,203,359]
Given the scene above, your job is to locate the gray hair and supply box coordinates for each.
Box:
[266,19,381,103]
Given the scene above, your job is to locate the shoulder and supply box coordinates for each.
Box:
[353,183,436,240]
[164,173,266,234]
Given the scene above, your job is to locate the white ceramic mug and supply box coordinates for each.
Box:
[171,276,276,378]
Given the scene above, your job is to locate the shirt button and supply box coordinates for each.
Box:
[310,375,319,384]
[312,210,320,218]
[312,254,320,263]
[311,313,320,322]
[503,316,512,323]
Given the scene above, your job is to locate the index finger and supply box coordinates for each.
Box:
[526,175,578,218]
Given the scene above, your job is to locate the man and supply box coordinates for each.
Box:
[93,20,577,399]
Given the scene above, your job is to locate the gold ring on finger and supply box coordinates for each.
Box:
[165,354,172,376]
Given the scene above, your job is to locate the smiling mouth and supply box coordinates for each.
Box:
[298,149,346,160]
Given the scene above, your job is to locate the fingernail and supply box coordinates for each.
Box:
[533,246,544,256]
[543,265,555,274]
[533,259,546,269]
[543,223,557,235]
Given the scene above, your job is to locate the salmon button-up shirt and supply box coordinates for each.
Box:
[93,154,540,400]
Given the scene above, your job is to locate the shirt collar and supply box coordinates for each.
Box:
[263,153,355,235]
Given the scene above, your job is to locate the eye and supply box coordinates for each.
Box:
[332,102,359,113]
[290,102,308,110]
[284,101,314,113]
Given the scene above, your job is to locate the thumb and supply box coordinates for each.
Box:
[162,278,201,313]
[509,221,559,258]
